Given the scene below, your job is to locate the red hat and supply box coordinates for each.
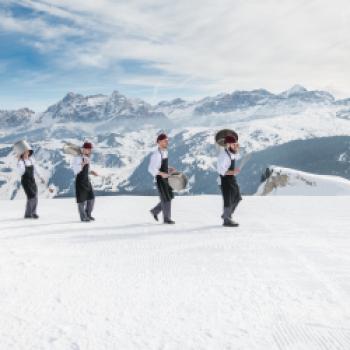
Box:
[157,133,168,142]
[82,142,93,149]
[224,135,237,144]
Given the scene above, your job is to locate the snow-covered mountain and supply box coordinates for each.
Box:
[0,108,36,128]
[191,85,334,117]
[1,85,350,199]
[42,91,166,123]
[256,166,350,195]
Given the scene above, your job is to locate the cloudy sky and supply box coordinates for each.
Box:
[1,0,350,111]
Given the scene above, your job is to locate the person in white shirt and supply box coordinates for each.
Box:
[17,148,44,219]
[71,142,98,222]
[148,133,176,224]
[217,134,242,227]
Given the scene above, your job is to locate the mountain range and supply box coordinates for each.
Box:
[1,84,350,199]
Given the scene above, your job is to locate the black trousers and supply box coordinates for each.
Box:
[220,175,242,220]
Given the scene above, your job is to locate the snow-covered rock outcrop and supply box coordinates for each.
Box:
[257,166,350,196]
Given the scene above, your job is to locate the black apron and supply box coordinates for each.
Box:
[75,158,95,203]
[21,160,37,199]
[156,150,174,202]
[220,150,242,207]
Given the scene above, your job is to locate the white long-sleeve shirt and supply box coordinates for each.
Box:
[17,157,41,178]
[71,155,91,175]
[217,149,240,176]
[148,148,168,177]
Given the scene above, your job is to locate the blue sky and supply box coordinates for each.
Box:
[1,0,350,111]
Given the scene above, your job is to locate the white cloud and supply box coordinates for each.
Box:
[0,10,85,41]
[2,0,350,98]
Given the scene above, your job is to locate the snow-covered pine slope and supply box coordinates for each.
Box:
[0,195,350,349]
[1,85,350,198]
[257,166,350,195]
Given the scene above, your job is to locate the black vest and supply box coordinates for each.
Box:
[159,150,169,173]
[75,156,94,203]
[156,149,174,201]
[220,150,241,207]
[225,149,235,172]
[21,159,37,199]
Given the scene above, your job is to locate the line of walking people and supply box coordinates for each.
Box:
[16,132,242,227]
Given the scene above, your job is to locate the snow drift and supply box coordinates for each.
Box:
[257,166,350,195]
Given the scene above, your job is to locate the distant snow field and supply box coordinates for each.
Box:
[0,196,350,349]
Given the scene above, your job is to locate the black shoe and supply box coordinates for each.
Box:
[223,220,239,227]
[164,219,175,224]
[150,210,159,222]
[81,217,91,222]
[24,215,32,219]
[87,216,95,221]
[32,214,39,219]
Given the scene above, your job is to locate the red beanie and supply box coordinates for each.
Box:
[83,142,93,149]
[224,135,237,144]
[157,133,168,142]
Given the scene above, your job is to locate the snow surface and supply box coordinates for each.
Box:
[1,196,350,349]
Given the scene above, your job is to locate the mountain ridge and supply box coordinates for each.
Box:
[1,85,344,122]
[1,85,350,199]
